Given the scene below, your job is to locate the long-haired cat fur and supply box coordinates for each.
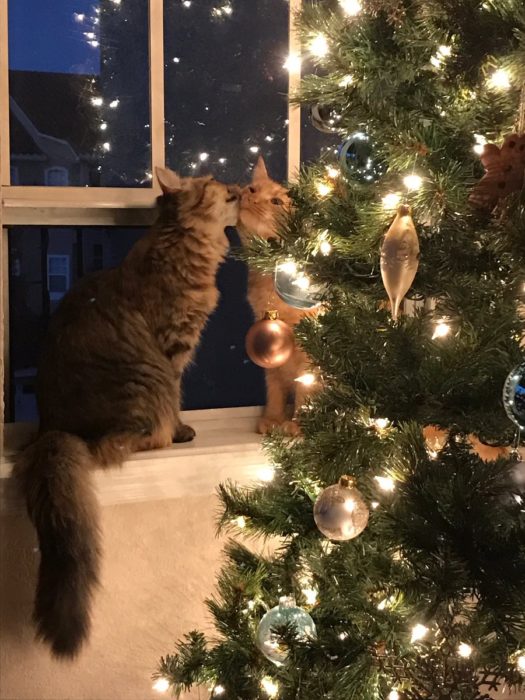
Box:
[238,157,315,435]
[14,168,239,659]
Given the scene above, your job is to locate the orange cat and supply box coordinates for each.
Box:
[238,157,315,435]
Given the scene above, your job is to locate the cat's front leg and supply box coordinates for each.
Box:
[170,362,196,443]
[173,422,196,443]
[258,368,287,434]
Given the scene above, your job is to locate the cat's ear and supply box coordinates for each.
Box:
[156,167,183,194]
[252,156,269,183]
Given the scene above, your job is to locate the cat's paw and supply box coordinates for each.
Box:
[257,417,283,435]
[173,423,196,443]
[282,420,302,437]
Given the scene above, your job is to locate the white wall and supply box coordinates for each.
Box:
[0,496,226,700]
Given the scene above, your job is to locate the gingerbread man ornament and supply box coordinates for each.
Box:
[470,132,525,210]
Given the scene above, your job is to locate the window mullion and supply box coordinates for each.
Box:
[287,0,302,182]
[149,0,165,187]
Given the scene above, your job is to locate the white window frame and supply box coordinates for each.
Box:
[0,0,302,428]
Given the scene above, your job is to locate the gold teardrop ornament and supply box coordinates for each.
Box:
[380,204,420,321]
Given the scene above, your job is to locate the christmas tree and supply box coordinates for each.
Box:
[155,1,525,697]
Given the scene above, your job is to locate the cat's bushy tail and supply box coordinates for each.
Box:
[14,430,101,660]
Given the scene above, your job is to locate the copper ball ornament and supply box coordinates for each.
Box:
[245,311,295,369]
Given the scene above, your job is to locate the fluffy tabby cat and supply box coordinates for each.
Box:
[14,168,239,659]
[238,157,315,435]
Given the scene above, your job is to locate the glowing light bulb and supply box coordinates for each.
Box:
[339,631,348,640]
[84,31,96,39]
[309,33,329,58]
[430,56,442,69]
[432,320,451,339]
[375,475,395,492]
[473,133,487,155]
[218,157,227,164]
[100,123,108,131]
[302,587,318,605]
[261,676,279,698]
[403,174,423,191]
[319,239,332,255]
[213,686,225,696]
[326,166,340,178]
[182,0,192,6]
[517,654,525,672]
[91,97,103,106]
[88,40,99,48]
[438,45,452,56]
[374,418,389,430]
[283,53,302,73]
[388,691,400,700]
[74,13,85,22]
[458,643,473,658]
[257,466,275,482]
[102,142,111,152]
[199,152,209,162]
[488,68,510,90]
[111,0,122,4]
[109,99,120,108]
[411,623,429,643]
[235,516,247,529]
[152,678,170,693]
[315,181,332,197]
[249,146,260,153]
[371,501,379,509]
[339,0,362,16]
[382,193,401,210]
[295,372,316,387]
[338,74,354,87]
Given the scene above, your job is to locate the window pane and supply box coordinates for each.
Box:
[8,227,264,422]
[8,0,151,187]
[164,0,289,184]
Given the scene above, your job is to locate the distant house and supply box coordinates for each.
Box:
[9,70,101,187]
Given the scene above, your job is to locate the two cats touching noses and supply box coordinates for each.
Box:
[14,156,315,661]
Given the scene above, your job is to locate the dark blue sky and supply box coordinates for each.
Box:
[9,0,100,74]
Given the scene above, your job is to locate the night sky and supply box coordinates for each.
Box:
[9,0,99,74]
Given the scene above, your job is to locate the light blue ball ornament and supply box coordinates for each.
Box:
[274,260,324,310]
[256,596,317,666]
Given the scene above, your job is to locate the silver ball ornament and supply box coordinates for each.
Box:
[274,260,324,310]
[314,476,369,541]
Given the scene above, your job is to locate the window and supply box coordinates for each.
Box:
[164,0,289,182]
[47,254,70,301]
[45,167,69,187]
[1,0,302,426]
[8,0,152,187]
